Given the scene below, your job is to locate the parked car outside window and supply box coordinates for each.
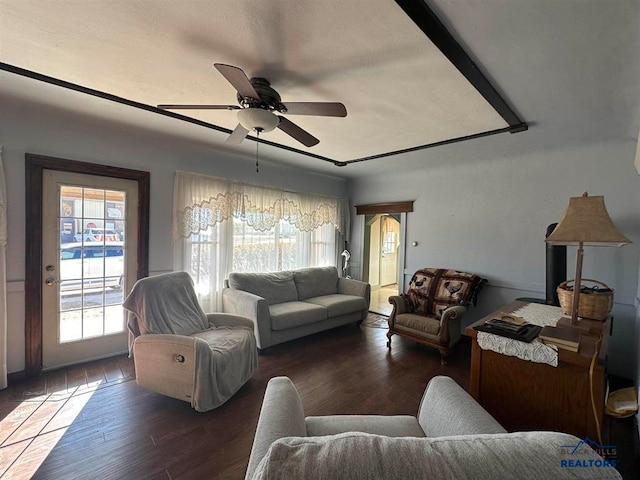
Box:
[73,228,120,242]
[59,242,124,291]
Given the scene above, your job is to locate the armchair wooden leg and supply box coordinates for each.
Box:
[439,348,450,366]
[386,331,393,348]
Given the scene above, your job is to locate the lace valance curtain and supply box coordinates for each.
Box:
[172,171,350,242]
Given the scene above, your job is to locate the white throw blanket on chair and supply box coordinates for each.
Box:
[123,271,258,411]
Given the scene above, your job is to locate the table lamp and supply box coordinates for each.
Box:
[545,193,631,326]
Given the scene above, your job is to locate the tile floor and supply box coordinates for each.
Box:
[369,284,398,316]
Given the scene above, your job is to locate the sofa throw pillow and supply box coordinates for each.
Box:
[293,266,339,300]
[228,271,298,305]
[405,269,486,319]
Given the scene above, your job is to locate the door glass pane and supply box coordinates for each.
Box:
[60,311,82,343]
[58,185,127,344]
[83,307,105,338]
[104,305,124,334]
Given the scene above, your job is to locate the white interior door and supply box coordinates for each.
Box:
[41,170,138,370]
[379,216,399,286]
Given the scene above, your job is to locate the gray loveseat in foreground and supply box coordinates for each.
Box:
[245,376,621,480]
[222,266,370,351]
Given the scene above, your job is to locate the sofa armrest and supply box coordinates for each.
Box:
[417,376,506,437]
[222,287,265,319]
[338,277,370,304]
[438,305,466,346]
[388,295,408,316]
[245,376,307,480]
[440,305,466,320]
[222,288,272,349]
[206,313,254,330]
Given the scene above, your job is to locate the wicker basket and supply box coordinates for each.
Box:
[557,279,613,321]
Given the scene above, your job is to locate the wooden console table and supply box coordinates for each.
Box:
[465,300,609,441]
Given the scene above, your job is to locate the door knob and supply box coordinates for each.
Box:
[45,277,60,286]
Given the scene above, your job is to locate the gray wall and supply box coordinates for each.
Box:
[0,94,348,375]
[1,88,638,383]
[637,259,640,436]
[349,138,640,380]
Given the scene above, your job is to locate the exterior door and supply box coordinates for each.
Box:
[41,170,138,370]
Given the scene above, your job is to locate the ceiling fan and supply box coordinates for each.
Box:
[158,63,347,147]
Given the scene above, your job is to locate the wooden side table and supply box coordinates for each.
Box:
[465,300,609,441]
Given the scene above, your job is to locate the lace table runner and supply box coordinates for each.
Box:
[476,303,565,367]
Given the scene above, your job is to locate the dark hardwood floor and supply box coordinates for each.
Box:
[0,315,637,479]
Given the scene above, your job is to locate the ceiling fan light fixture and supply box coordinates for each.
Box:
[161,64,346,147]
[237,108,279,133]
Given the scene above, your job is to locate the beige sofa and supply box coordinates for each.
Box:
[222,266,370,350]
[245,376,621,480]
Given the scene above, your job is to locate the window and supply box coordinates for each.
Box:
[172,172,349,310]
[382,232,396,254]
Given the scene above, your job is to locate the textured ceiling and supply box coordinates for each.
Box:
[2,1,638,178]
[0,0,508,163]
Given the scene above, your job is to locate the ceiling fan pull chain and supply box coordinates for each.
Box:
[255,130,260,173]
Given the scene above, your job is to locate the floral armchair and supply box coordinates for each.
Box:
[387,268,486,364]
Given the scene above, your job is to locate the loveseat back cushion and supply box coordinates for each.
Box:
[228,271,298,305]
[404,268,485,319]
[251,431,620,480]
[294,266,339,300]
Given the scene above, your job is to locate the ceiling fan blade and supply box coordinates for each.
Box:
[214,63,260,100]
[226,123,250,145]
[157,104,240,110]
[281,102,347,117]
[277,117,320,147]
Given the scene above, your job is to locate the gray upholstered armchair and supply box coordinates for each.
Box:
[387,268,486,364]
[123,271,258,412]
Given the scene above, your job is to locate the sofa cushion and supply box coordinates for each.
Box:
[269,301,327,331]
[394,312,440,335]
[302,294,367,318]
[294,266,339,300]
[251,431,619,480]
[305,415,425,438]
[228,271,298,305]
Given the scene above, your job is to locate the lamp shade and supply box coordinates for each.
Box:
[545,194,631,247]
[237,108,279,133]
